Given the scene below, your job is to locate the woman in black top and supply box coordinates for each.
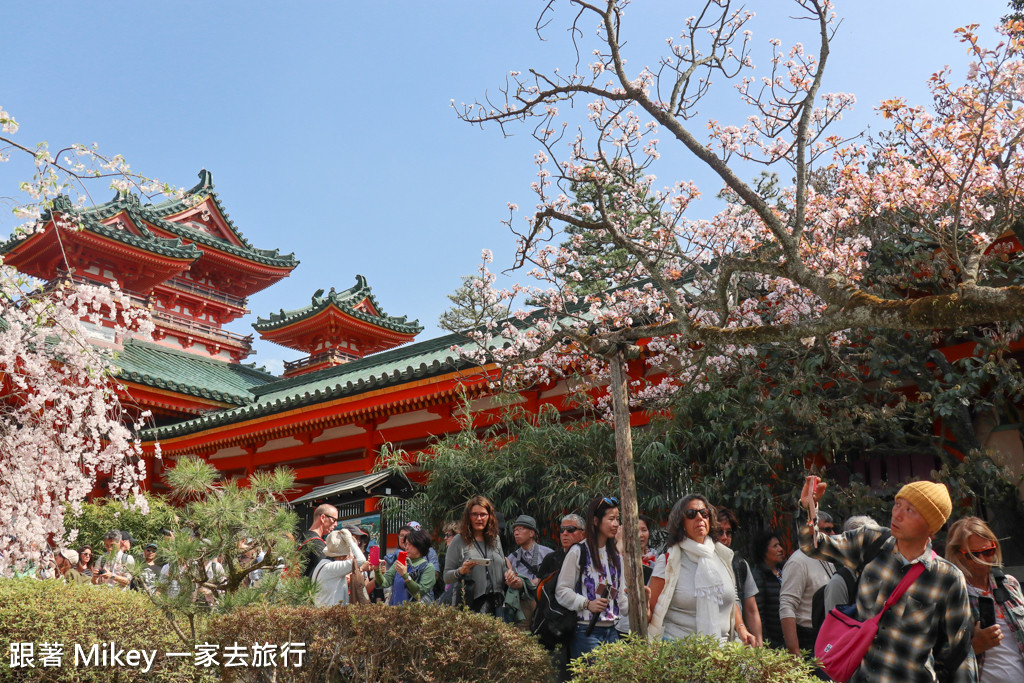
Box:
[750,529,786,649]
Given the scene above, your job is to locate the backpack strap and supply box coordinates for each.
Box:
[839,566,858,603]
[512,547,541,578]
[992,567,1011,603]
[575,542,588,593]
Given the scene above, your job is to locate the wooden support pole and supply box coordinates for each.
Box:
[608,344,647,637]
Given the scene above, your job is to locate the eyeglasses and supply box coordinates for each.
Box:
[962,543,998,560]
[322,514,338,523]
[560,526,582,534]
[470,512,489,518]
[683,508,711,520]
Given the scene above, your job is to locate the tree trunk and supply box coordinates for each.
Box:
[608,346,648,637]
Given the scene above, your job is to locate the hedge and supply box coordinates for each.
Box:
[0,578,206,682]
[210,602,556,682]
[568,634,820,682]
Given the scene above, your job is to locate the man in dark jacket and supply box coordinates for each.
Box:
[301,504,338,578]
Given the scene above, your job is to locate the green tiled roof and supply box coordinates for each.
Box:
[136,275,701,440]
[253,275,423,336]
[115,339,278,405]
[0,171,298,270]
[144,171,298,269]
[0,194,203,262]
[139,330,482,440]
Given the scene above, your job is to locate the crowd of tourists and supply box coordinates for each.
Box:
[300,479,1021,683]
[10,475,1024,682]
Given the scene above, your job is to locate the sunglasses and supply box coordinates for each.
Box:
[444,531,455,538]
[601,496,619,508]
[560,526,582,534]
[962,543,998,560]
[683,508,711,520]
[719,529,734,537]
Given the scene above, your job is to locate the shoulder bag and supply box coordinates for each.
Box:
[814,552,931,683]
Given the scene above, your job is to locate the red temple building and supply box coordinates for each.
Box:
[2,170,1023,539]
[254,276,423,378]
[0,170,297,424]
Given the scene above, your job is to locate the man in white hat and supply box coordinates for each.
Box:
[311,528,366,606]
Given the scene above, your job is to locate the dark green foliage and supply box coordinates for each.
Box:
[0,578,206,682]
[402,401,659,542]
[426,167,1024,560]
[1006,0,1024,24]
[568,634,818,683]
[143,458,312,650]
[64,493,178,550]
[438,273,506,333]
[209,602,556,682]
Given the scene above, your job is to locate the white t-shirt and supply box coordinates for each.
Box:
[967,585,1024,683]
[779,549,835,627]
[740,560,759,599]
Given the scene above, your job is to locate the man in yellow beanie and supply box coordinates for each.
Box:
[798,476,976,683]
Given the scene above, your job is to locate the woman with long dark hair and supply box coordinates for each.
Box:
[647,494,757,645]
[442,495,518,616]
[75,545,94,577]
[750,529,786,649]
[555,495,630,659]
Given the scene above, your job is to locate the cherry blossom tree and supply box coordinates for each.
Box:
[0,106,170,574]
[451,1,1024,633]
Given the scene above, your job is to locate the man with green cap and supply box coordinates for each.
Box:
[798,476,977,683]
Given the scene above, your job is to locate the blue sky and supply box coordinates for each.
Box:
[0,1,1008,374]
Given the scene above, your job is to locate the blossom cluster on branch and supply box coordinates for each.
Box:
[0,105,170,573]
[448,1,1024,414]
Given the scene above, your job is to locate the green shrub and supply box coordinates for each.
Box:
[210,602,556,682]
[568,634,819,683]
[64,493,178,550]
[0,578,207,682]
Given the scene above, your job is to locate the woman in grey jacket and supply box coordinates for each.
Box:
[442,495,520,615]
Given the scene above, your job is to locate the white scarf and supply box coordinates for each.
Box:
[681,536,726,637]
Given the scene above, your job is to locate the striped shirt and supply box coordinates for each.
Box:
[799,524,977,683]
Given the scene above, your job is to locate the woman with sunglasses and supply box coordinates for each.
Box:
[75,545,94,578]
[946,517,1024,682]
[443,495,516,616]
[555,495,630,659]
[648,494,757,645]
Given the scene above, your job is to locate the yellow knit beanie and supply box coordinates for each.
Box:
[895,481,952,534]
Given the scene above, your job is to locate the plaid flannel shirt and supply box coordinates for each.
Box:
[800,524,977,683]
[967,570,1024,673]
